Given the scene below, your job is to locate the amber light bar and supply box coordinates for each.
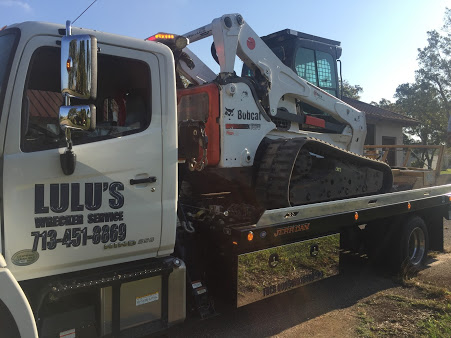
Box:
[146,33,175,41]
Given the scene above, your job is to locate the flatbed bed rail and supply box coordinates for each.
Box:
[230,184,451,252]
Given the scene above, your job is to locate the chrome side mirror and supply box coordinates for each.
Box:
[61,34,97,99]
[59,21,98,175]
[59,105,96,131]
[58,105,96,176]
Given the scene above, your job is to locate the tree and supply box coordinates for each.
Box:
[370,98,398,112]
[340,79,363,100]
[387,8,451,167]
[394,82,447,167]
[416,8,451,120]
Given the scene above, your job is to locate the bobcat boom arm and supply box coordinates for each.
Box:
[179,13,366,154]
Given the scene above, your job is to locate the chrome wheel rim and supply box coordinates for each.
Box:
[408,227,425,266]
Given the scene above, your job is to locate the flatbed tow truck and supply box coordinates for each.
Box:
[0,14,450,338]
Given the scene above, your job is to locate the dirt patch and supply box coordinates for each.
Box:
[356,284,451,337]
[274,309,357,338]
[353,220,451,337]
[417,253,451,289]
[416,220,451,288]
[286,220,451,338]
[283,280,451,338]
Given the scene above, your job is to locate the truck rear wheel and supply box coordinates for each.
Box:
[396,216,429,272]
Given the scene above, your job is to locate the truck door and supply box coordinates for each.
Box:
[3,35,164,281]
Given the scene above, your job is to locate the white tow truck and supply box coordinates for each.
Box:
[0,14,450,337]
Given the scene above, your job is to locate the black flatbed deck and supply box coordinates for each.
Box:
[229,184,451,253]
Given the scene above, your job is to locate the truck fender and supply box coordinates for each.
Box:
[0,256,38,338]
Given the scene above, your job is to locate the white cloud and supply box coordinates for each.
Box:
[0,0,32,12]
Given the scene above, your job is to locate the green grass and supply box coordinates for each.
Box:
[440,169,451,174]
[356,281,451,337]
[356,310,375,337]
[402,280,451,300]
[419,311,451,337]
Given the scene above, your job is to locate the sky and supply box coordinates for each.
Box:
[0,0,449,104]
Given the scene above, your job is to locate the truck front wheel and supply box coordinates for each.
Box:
[0,300,20,338]
[396,216,429,272]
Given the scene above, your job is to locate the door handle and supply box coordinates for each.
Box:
[130,177,157,185]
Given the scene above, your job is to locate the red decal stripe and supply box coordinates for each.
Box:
[305,116,325,128]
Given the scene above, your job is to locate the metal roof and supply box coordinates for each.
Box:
[342,96,419,126]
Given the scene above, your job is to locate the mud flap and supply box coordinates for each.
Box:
[237,234,340,307]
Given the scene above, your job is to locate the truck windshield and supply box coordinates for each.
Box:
[0,30,18,114]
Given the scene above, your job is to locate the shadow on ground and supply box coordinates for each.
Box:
[166,253,397,337]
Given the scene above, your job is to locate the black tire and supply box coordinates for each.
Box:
[0,300,20,338]
[365,222,390,265]
[395,216,429,273]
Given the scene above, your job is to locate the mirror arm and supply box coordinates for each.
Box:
[66,20,72,37]
[60,93,75,176]
[65,128,72,150]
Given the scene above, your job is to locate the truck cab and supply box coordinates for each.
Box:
[0,22,184,337]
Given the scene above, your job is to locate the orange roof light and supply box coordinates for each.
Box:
[146,32,175,41]
[156,33,175,39]
[407,202,411,210]
[354,212,359,221]
[449,196,451,202]
[146,33,189,50]
[232,241,238,245]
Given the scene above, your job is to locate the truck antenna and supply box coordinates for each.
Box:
[72,0,99,24]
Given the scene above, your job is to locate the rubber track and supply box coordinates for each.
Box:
[256,137,393,209]
[255,138,287,207]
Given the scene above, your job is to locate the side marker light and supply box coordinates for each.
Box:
[407,202,411,210]
[354,212,359,221]
[66,58,72,72]
[247,231,254,242]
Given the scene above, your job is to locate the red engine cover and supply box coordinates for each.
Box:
[177,83,220,166]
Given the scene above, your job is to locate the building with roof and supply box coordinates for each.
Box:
[342,96,419,166]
